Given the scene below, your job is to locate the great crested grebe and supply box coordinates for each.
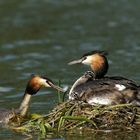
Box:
[69,71,140,105]
[68,50,109,78]
[68,50,139,86]
[0,75,64,124]
[68,50,140,105]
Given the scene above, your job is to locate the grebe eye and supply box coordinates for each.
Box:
[83,56,87,60]
[46,80,50,85]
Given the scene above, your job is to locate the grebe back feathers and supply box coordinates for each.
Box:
[69,71,140,106]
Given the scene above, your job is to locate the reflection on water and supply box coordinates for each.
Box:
[63,130,140,140]
[0,0,140,139]
[0,128,139,140]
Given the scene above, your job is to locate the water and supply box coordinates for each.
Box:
[0,0,140,139]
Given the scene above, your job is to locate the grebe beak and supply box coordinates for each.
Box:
[68,58,83,65]
[47,81,66,93]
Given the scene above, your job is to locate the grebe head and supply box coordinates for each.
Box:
[68,50,109,78]
[19,75,65,117]
[25,75,65,95]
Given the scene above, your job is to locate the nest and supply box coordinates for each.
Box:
[11,100,140,134]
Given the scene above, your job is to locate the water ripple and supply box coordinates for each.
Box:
[0,87,13,93]
[2,39,49,49]
[15,60,40,70]
[0,55,17,62]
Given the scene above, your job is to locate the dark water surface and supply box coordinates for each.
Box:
[0,0,140,139]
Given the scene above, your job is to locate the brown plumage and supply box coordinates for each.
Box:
[90,53,108,78]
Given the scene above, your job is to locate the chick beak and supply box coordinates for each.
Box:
[47,81,66,93]
[68,58,83,65]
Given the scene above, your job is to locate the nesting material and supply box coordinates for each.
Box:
[11,100,140,133]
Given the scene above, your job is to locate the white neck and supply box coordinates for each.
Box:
[69,75,89,100]
[19,93,32,117]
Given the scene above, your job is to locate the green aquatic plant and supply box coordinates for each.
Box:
[56,80,67,103]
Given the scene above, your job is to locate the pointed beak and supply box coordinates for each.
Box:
[47,81,66,93]
[68,58,83,65]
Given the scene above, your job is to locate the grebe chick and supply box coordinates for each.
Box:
[0,75,64,124]
[69,71,95,100]
[68,50,108,79]
[69,71,140,106]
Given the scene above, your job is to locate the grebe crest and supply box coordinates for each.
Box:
[25,75,64,95]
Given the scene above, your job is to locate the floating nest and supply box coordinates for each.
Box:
[10,100,140,134]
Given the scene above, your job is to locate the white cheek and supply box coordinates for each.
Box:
[40,79,50,87]
[82,56,93,65]
[115,84,126,91]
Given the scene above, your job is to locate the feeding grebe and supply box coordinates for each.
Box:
[69,71,140,105]
[68,50,140,105]
[0,75,64,124]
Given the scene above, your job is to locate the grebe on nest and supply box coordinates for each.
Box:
[68,50,140,105]
[0,75,64,124]
[68,50,109,79]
